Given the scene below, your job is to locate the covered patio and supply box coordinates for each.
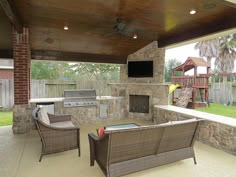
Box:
[1,119,236,177]
[1,0,236,177]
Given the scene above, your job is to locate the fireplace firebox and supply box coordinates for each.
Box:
[129,95,149,113]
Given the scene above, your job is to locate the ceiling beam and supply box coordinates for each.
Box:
[158,16,236,48]
[31,50,127,64]
[0,0,23,33]
[0,49,127,64]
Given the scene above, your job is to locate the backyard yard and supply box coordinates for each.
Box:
[197,103,236,118]
[0,112,13,126]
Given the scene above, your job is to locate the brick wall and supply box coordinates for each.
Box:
[0,69,14,79]
[13,28,31,105]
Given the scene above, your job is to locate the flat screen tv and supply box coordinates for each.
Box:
[128,60,153,77]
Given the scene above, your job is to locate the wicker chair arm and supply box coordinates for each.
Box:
[88,133,100,166]
[48,113,72,123]
[88,133,100,141]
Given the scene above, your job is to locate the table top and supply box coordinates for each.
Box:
[104,123,139,131]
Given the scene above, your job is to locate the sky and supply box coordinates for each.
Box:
[165,43,199,62]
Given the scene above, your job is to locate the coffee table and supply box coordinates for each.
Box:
[104,123,139,130]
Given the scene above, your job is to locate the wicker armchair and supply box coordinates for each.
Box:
[33,107,80,162]
[88,119,201,177]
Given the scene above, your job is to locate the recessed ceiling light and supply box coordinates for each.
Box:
[190,9,196,15]
[64,25,69,30]
[133,34,137,39]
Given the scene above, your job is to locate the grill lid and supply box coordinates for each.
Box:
[64,89,96,98]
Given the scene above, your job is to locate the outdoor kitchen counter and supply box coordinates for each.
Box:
[30,96,126,124]
[96,96,124,100]
[30,96,124,103]
[30,97,65,103]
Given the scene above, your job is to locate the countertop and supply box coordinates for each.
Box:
[30,96,124,103]
[155,105,236,128]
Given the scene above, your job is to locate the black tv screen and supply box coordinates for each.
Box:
[128,60,153,77]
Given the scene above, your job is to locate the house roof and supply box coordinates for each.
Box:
[0,0,236,63]
[172,57,210,72]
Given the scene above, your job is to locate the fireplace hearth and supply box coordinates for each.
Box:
[129,95,149,113]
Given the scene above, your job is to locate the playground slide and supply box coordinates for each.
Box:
[169,84,180,94]
[175,88,193,108]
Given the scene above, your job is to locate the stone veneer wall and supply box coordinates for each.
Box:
[12,104,33,133]
[110,83,168,120]
[153,106,236,155]
[30,97,126,125]
[120,41,165,83]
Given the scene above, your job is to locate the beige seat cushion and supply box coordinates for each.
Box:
[38,107,50,125]
[51,121,75,128]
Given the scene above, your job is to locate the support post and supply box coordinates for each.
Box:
[12,27,32,134]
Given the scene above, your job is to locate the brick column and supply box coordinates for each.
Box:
[12,27,32,134]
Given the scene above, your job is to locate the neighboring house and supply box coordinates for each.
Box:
[0,59,14,79]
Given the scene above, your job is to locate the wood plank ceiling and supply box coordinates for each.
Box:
[0,0,236,63]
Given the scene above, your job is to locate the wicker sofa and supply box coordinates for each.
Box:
[33,107,80,162]
[88,119,201,177]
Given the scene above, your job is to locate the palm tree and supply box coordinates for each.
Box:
[195,34,236,72]
[194,38,220,64]
[215,34,236,72]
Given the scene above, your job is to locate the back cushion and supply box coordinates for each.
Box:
[109,127,164,164]
[157,122,198,154]
[38,107,50,125]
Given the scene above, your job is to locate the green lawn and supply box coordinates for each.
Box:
[196,103,236,118]
[0,112,13,126]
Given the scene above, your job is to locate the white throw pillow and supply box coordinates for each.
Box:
[38,107,50,125]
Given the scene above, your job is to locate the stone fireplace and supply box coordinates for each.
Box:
[109,41,169,120]
[129,95,149,113]
[109,41,168,120]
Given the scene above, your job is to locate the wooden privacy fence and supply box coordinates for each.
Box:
[1,79,236,109]
[1,79,116,109]
[209,82,236,105]
[31,80,115,98]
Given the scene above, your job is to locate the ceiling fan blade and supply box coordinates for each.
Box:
[104,31,119,37]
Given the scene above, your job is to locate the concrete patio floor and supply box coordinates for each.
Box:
[1,119,236,177]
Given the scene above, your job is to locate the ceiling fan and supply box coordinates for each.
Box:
[104,18,135,38]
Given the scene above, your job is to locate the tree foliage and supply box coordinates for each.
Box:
[31,61,120,80]
[195,33,236,72]
[69,63,120,80]
[164,58,182,82]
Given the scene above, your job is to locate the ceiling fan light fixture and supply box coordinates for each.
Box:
[190,9,197,15]
[133,34,138,39]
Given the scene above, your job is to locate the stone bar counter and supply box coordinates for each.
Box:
[30,96,126,124]
[153,105,236,155]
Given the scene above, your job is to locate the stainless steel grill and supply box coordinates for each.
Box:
[63,89,97,107]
